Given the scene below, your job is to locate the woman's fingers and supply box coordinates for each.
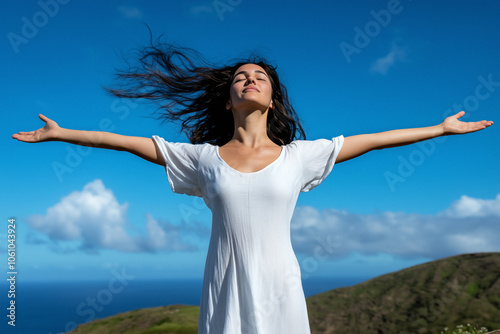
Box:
[442,111,493,135]
[39,113,50,122]
[12,114,58,143]
[12,133,31,141]
[464,120,493,133]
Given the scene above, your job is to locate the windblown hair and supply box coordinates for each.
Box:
[104,36,306,146]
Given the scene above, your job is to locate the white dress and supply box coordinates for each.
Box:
[152,135,344,334]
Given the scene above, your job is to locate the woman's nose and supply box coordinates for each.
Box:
[246,76,256,84]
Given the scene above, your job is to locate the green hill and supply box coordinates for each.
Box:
[307,252,500,333]
[67,252,500,334]
[67,304,199,334]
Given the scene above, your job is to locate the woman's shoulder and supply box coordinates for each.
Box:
[153,135,215,146]
[152,135,215,156]
[286,136,344,159]
[288,135,344,146]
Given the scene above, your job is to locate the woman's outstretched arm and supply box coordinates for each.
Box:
[336,111,493,163]
[12,114,165,166]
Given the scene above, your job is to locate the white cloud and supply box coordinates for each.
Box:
[142,214,203,252]
[291,193,500,260]
[27,180,207,254]
[118,5,143,20]
[370,43,407,74]
[439,194,500,218]
[28,181,499,260]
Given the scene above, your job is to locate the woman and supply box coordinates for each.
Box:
[12,40,493,333]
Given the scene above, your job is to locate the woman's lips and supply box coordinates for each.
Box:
[243,86,259,92]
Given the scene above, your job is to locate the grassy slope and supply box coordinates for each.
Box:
[68,305,199,334]
[307,252,500,333]
[67,253,500,334]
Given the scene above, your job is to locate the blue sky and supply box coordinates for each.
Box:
[1,0,499,283]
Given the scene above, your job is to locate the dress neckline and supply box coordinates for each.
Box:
[215,145,285,175]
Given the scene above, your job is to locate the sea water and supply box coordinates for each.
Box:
[0,276,368,334]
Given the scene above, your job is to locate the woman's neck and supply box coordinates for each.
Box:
[229,109,276,148]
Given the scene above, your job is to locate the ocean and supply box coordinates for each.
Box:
[0,276,369,334]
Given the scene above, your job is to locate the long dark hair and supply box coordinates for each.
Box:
[104,35,306,146]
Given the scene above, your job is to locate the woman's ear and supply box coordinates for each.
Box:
[226,100,231,110]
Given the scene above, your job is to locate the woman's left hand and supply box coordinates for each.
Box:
[441,111,493,135]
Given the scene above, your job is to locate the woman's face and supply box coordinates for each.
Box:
[226,63,274,112]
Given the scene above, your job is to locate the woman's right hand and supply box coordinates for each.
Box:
[12,114,61,143]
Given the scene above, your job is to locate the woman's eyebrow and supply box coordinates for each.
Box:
[233,70,269,78]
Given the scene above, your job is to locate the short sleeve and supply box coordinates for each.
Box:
[297,135,344,192]
[152,135,203,197]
